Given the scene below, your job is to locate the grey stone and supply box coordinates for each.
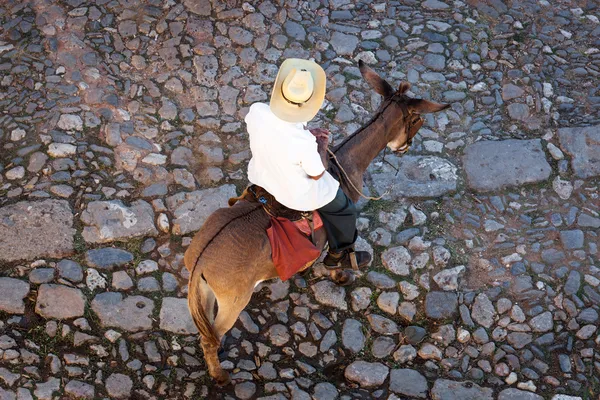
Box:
[578,213,600,228]
[312,280,347,310]
[29,268,55,284]
[35,284,85,319]
[235,382,256,400]
[425,292,458,319]
[159,298,198,334]
[313,383,338,400]
[330,32,359,55]
[431,379,493,400]
[507,332,532,349]
[529,311,553,332]
[372,336,395,358]
[560,230,584,249]
[541,248,566,265]
[508,103,530,121]
[64,380,95,399]
[463,140,551,191]
[502,84,525,100]
[284,21,306,41]
[193,55,218,86]
[0,278,29,314]
[81,200,158,243]
[424,54,446,71]
[183,0,210,15]
[558,125,600,178]
[394,345,417,363]
[344,361,389,387]
[342,319,365,353]
[367,314,399,335]
[418,343,442,360]
[404,326,427,344]
[166,185,237,235]
[472,293,495,328]
[57,114,83,131]
[381,246,411,276]
[268,324,290,346]
[229,27,253,45]
[423,0,450,10]
[498,389,543,400]
[137,276,160,292]
[91,293,154,332]
[433,265,465,291]
[112,271,134,291]
[105,373,132,399]
[34,378,60,400]
[372,156,458,198]
[85,248,133,270]
[0,200,74,262]
[366,271,396,289]
[564,270,581,296]
[390,369,428,398]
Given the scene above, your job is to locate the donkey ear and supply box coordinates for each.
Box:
[408,98,450,114]
[359,60,394,98]
[398,82,410,94]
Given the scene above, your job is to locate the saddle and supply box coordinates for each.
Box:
[228,185,324,281]
[228,185,307,221]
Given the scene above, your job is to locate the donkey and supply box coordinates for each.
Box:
[184,61,449,385]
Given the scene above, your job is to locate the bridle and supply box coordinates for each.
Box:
[333,92,424,156]
[329,92,425,200]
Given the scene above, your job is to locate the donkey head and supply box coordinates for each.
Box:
[359,60,449,154]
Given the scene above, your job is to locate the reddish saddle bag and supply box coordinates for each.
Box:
[267,216,321,281]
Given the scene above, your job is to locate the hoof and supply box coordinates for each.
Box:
[214,371,231,386]
[330,269,355,286]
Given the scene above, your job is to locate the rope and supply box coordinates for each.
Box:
[327,148,393,201]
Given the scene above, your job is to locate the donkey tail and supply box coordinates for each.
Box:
[188,272,220,347]
[184,202,264,347]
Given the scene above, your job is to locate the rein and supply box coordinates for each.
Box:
[330,96,423,201]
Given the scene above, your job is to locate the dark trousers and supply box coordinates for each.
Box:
[318,187,358,252]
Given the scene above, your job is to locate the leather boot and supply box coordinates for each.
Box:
[324,248,371,270]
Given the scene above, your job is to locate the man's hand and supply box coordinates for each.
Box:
[309,128,330,142]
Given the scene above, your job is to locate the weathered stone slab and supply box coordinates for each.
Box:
[431,379,493,400]
[499,388,544,400]
[159,297,198,334]
[558,125,600,179]
[344,361,389,387]
[166,185,237,235]
[85,248,134,270]
[0,278,29,314]
[0,200,75,262]
[372,156,458,198]
[389,369,428,398]
[91,293,154,332]
[35,284,85,320]
[463,139,551,191]
[81,200,158,243]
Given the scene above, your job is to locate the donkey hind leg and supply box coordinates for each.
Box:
[202,284,255,386]
[198,276,216,322]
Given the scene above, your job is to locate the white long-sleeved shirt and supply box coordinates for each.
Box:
[245,103,339,211]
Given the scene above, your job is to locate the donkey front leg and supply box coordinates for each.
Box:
[329,268,356,286]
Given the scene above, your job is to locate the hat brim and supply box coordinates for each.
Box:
[270,59,326,123]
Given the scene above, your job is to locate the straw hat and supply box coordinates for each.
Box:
[269,58,326,123]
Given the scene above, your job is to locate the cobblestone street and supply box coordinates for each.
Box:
[1,0,600,398]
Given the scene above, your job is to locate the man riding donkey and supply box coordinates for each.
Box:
[244,58,371,275]
[184,58,449,385]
